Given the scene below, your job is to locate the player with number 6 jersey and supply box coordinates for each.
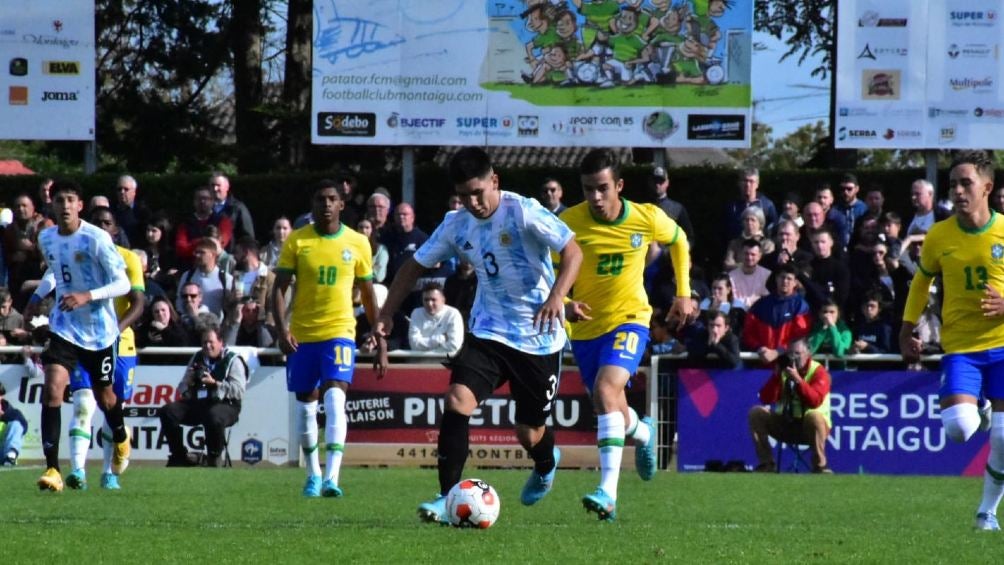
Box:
[561,149,693,522]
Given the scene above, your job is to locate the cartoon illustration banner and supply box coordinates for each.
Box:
[0,0,95,140]
[310,0,753,148]
[677,368,989,475]
[835,0,1004,149]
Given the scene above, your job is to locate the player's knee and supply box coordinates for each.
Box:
[445,385,477,415]
[990,422,1004,452]
[941,403,980,442]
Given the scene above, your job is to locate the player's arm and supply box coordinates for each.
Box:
[357,278,388,377]
[376,257,428,338]
[660,215,695,330]
[120,249,147,332]
[536,238,582,334]
[271,270,296,354]
[23,268,55,324]
[899,244,939,362]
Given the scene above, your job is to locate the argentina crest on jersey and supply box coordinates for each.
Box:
[630,233,643,248]
[992,243,1004,263]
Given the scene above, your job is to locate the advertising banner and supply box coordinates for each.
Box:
[677,368,989,475]
[835,0,1004,149]
[310,0,753,148]
[0,0,95,140]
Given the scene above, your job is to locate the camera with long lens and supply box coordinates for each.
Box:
[777,353,795,369]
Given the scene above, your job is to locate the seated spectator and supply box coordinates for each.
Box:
[742,264,812,365]
[137,296,190,348]
[747,338,833,473]
[177,282,217,343]
[686,310,742,369]
[807,301,852,359]
[444,259,477,326]
[723,207,775,271]
[408,282,464,355]
[0,382,28,465]
[223,297,274,348]
[777,192,804,232]
[852,292,893,354]
[724,167,778,241]
[261,216,292,270]
[699,275,746,336]
[994,185,1004,215]
[648,310,684,357]
[0,287,29,344]
[144,214,177,280]
[233,237,271,304]
[159,326,246,467]
[176,239,234,321]
[356,218,388,284]
[130,249,168,303]
[727,239,771,309]
[880,211,903,259]
[175,186,234,269]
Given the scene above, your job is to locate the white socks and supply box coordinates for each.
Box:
[597,412,625,500]
[324,387,347,485]
[941,403,981,443]
[978,413,1004,515]
[626,407,651,445]
[296,400,321,477]
[101,420,114,474]
[69,390,97,473]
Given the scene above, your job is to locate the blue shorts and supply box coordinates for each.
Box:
[286,337,356,394]
[70,354,136,401]
[571,324,650,393]
[940,346,1004,400]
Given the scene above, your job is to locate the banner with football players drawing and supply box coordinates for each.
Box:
[310,0,753,148]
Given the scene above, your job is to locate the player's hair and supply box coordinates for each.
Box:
[951,150,995,181]
[579,148,621,181]
[314,179,346,200]
[50,179,84,199]
[449,147,494,185]
[421,281,445,295]
[88,206,115,224]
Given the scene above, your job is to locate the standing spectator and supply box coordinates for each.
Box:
[0,382,27,465]
[143,214,177,282]
[724,167,778,241]
[814,184,849,250]
[906,179,951,235]
[727,239,771,309]
[130,249,168,303]
[232,237,271,305]
[798,202,841,257]
[356,218,389,284]
[852,292,893,354]
[443,259,477,326]
[137,296,189,348]
[209,172,255,245]
[539,177,567,215]
[366,192,392,235]
[722,207,774,271]
[222,297,274,348]
[381,202,428,283]
[408,282,465,355]
[807,301,853,359]
[3,194,52,309]
[37,178,54,220]
[649,166,695,247]
[864,184,886,219]
[804,229,850,313]
[836,173,868,243]
[176,239,234,321]
[176,282,215,343]
[742,264,812,364]
[880,211,903,259]
[112,175,151,245]
[261,217,292,270]
[992,185,1004,215]
[762,219,813,276]
[175,186,234,269]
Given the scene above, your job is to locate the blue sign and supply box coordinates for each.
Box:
[677,369,989,475]
[241,438,263,465]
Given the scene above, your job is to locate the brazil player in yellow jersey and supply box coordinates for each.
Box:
[48,207,144,490]
[561,149,694,521]
[900,151,1004,531]
[272,180,386,498]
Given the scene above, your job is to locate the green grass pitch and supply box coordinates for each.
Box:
[1,465,998,563]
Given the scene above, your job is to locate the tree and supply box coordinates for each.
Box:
[754,0,833,79]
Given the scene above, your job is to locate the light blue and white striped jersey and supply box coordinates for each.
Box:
[38,221,127,350]
[414,191,574,354]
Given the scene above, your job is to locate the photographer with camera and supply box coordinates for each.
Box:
[747,338,833,473]
[159,325,246,467]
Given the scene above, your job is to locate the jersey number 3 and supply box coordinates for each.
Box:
[964,265,988,290]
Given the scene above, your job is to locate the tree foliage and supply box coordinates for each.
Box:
[754,0,834,78]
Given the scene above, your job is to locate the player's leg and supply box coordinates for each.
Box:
[939,353,984,442]
[38,337,76,491]
[975,349,1004,531]
[506,346,561,507]
[84,345,131,474]
[321,338,355,497]
[66,371,97,490]
[102,351,136,488]
[288,341,323,497]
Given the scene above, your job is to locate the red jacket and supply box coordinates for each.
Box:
[758,362,831,408]
[175,215,233,266]
[742,292,812,352]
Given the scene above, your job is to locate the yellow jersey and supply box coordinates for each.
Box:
[560,199,685,340]
[908,212,1004,353]
[116,246,145,356]
[276,223,373,343]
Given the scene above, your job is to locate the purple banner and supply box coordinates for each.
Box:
[677,369,990,475]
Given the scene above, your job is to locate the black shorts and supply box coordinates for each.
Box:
[446,335,561,427]
[42,334,117,389]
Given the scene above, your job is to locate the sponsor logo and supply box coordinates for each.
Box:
[9,57,27,76]
[41,90,78,101]
[882,128,922,140]
[630,234,643,248]
[946,44,996,59]
[950,11,997,26]
[949,77,993,92]
[857,44,876,60]
[857,44,908,60]
[993,243,1004,261]
[455,116,514,138]
[52,19,63,33]
[974,107,1004,118]
[0,28,15,37]
[939,126,956,143]
[241,438,263,465]
[929,107,969,118]
[43,60,80,75]
[858,11,907,27]
[642,111,678,140]
[517,115,539,137]
[861,70,900,100]
[838,127,877,141]
[317,112,376,137]
[267,438,288,465]
[385,112,446,129]
[21,34,80,49]
[686,114,745,141]
[8,86,27,105]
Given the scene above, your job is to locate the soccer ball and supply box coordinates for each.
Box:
[445,478,500,529]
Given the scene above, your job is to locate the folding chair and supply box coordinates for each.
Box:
[775,440,811,473]
[222,427,233,468]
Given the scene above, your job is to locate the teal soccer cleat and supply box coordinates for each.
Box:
[521,447,561,506]
[975,512,1000,531]
[302,475,322,498]
[417,495,450,524]
[65,469,87,490]
[100,473,121,490]
[635,416,658,481]
[321,479,343,498]
[582,487,617,522]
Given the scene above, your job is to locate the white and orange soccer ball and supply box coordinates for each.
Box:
[445,478,501,529]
